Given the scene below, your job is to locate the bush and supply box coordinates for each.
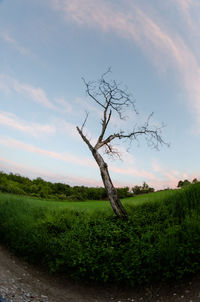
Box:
[0,184,200,286]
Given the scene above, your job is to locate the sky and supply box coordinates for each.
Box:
[0,0,200,190]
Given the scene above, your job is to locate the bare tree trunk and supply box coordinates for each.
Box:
[92,149,128,219]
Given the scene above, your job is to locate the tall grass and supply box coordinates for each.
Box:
[0,185,200,286]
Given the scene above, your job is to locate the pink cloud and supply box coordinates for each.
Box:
[110,165,157,181]
[0,137,192,189]
[49,0,200,130]
[0,31,31,56]
[0,74,74,114]
[0,111,56,137]
[151,159,199,189]
[14,81,55,110]
[0,74,55,109]
[0,136,96,168]
[0,156,102,187]
[172,0,198,29]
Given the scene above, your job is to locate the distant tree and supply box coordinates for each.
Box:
[132,185,142,195]
[141,182,154,193]
[183,179,191,187]
[177,180,184,188]
[178,179,191,188]
[117,187,132,199]
[77,69,167,219]
[132,182,154,195]
[192,178,199,184]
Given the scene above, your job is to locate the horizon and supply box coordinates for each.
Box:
[3,169,193,190]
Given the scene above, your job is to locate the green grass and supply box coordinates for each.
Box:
[0,185,200,286]
[0,188,177,211]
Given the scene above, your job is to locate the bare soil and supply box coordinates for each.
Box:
[0,244,200,302]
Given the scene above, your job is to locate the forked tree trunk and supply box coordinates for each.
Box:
[92,149,128,219]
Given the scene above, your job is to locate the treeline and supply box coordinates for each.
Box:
[177,178,199,188]
[132,181,155,195]
[0,171,105,200]
[0,171,157,201]
[0,171,134,200]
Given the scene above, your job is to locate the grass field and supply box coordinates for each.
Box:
[0,185,200,286]
[0,188,177,212]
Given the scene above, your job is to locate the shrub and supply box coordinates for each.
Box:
[0,184,200,286]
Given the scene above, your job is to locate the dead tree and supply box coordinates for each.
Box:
[77,69,167,219]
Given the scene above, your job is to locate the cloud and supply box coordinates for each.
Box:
[0,156,102,187]
[0,74,73,113]
[0,136,96,168]
[110,165,157,181]
[13,81,55,110]
[0,135,162,186]
[0,135,188,189]
[0,74,77,115]
[0,74,55,109]
[0,31,31,56]
[49,0,200,130]
[151,158,195,189]
[172,0,199,29]
[0,155,180,189]
[0,111,56,137]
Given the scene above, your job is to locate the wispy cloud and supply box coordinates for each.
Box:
[0,135,188,189]
[110,165,157,181]
[172,0,199,29]
[49,0,200,131]
[0,31,31,56]
[0,74,73,113]
[0,135,166,186]
[14,81,55,110]
[0,136,96,168]
[0,74,55,109]
[0,154,178,189]
[0,156,102,187]
[0,111,56,137]
[151,158,196,189]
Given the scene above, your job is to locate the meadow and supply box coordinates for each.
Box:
[0,185,200,286]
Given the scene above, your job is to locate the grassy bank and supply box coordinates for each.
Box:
[0,185,200,286]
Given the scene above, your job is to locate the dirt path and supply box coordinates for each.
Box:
[1,244,200,302]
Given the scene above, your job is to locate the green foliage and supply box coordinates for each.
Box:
[1,171,157,201]
[177,178,199,188]
[0,171,109,201]
[1,184,200,286]
[117,187,132,198]
[132,182,155,195]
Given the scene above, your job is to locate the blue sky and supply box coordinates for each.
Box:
[0,0,200,189]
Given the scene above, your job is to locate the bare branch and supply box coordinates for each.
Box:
[100,66,112,79]
[81,111,89,131]
[76,126,94,152]
[103,143,122,160]
[95,108,112,149]
[82,69,137,121]
[79,69,168,153]
[82,77,106,109]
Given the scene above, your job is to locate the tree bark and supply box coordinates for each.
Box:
[76,126,128,219]
[92,149,128,219]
